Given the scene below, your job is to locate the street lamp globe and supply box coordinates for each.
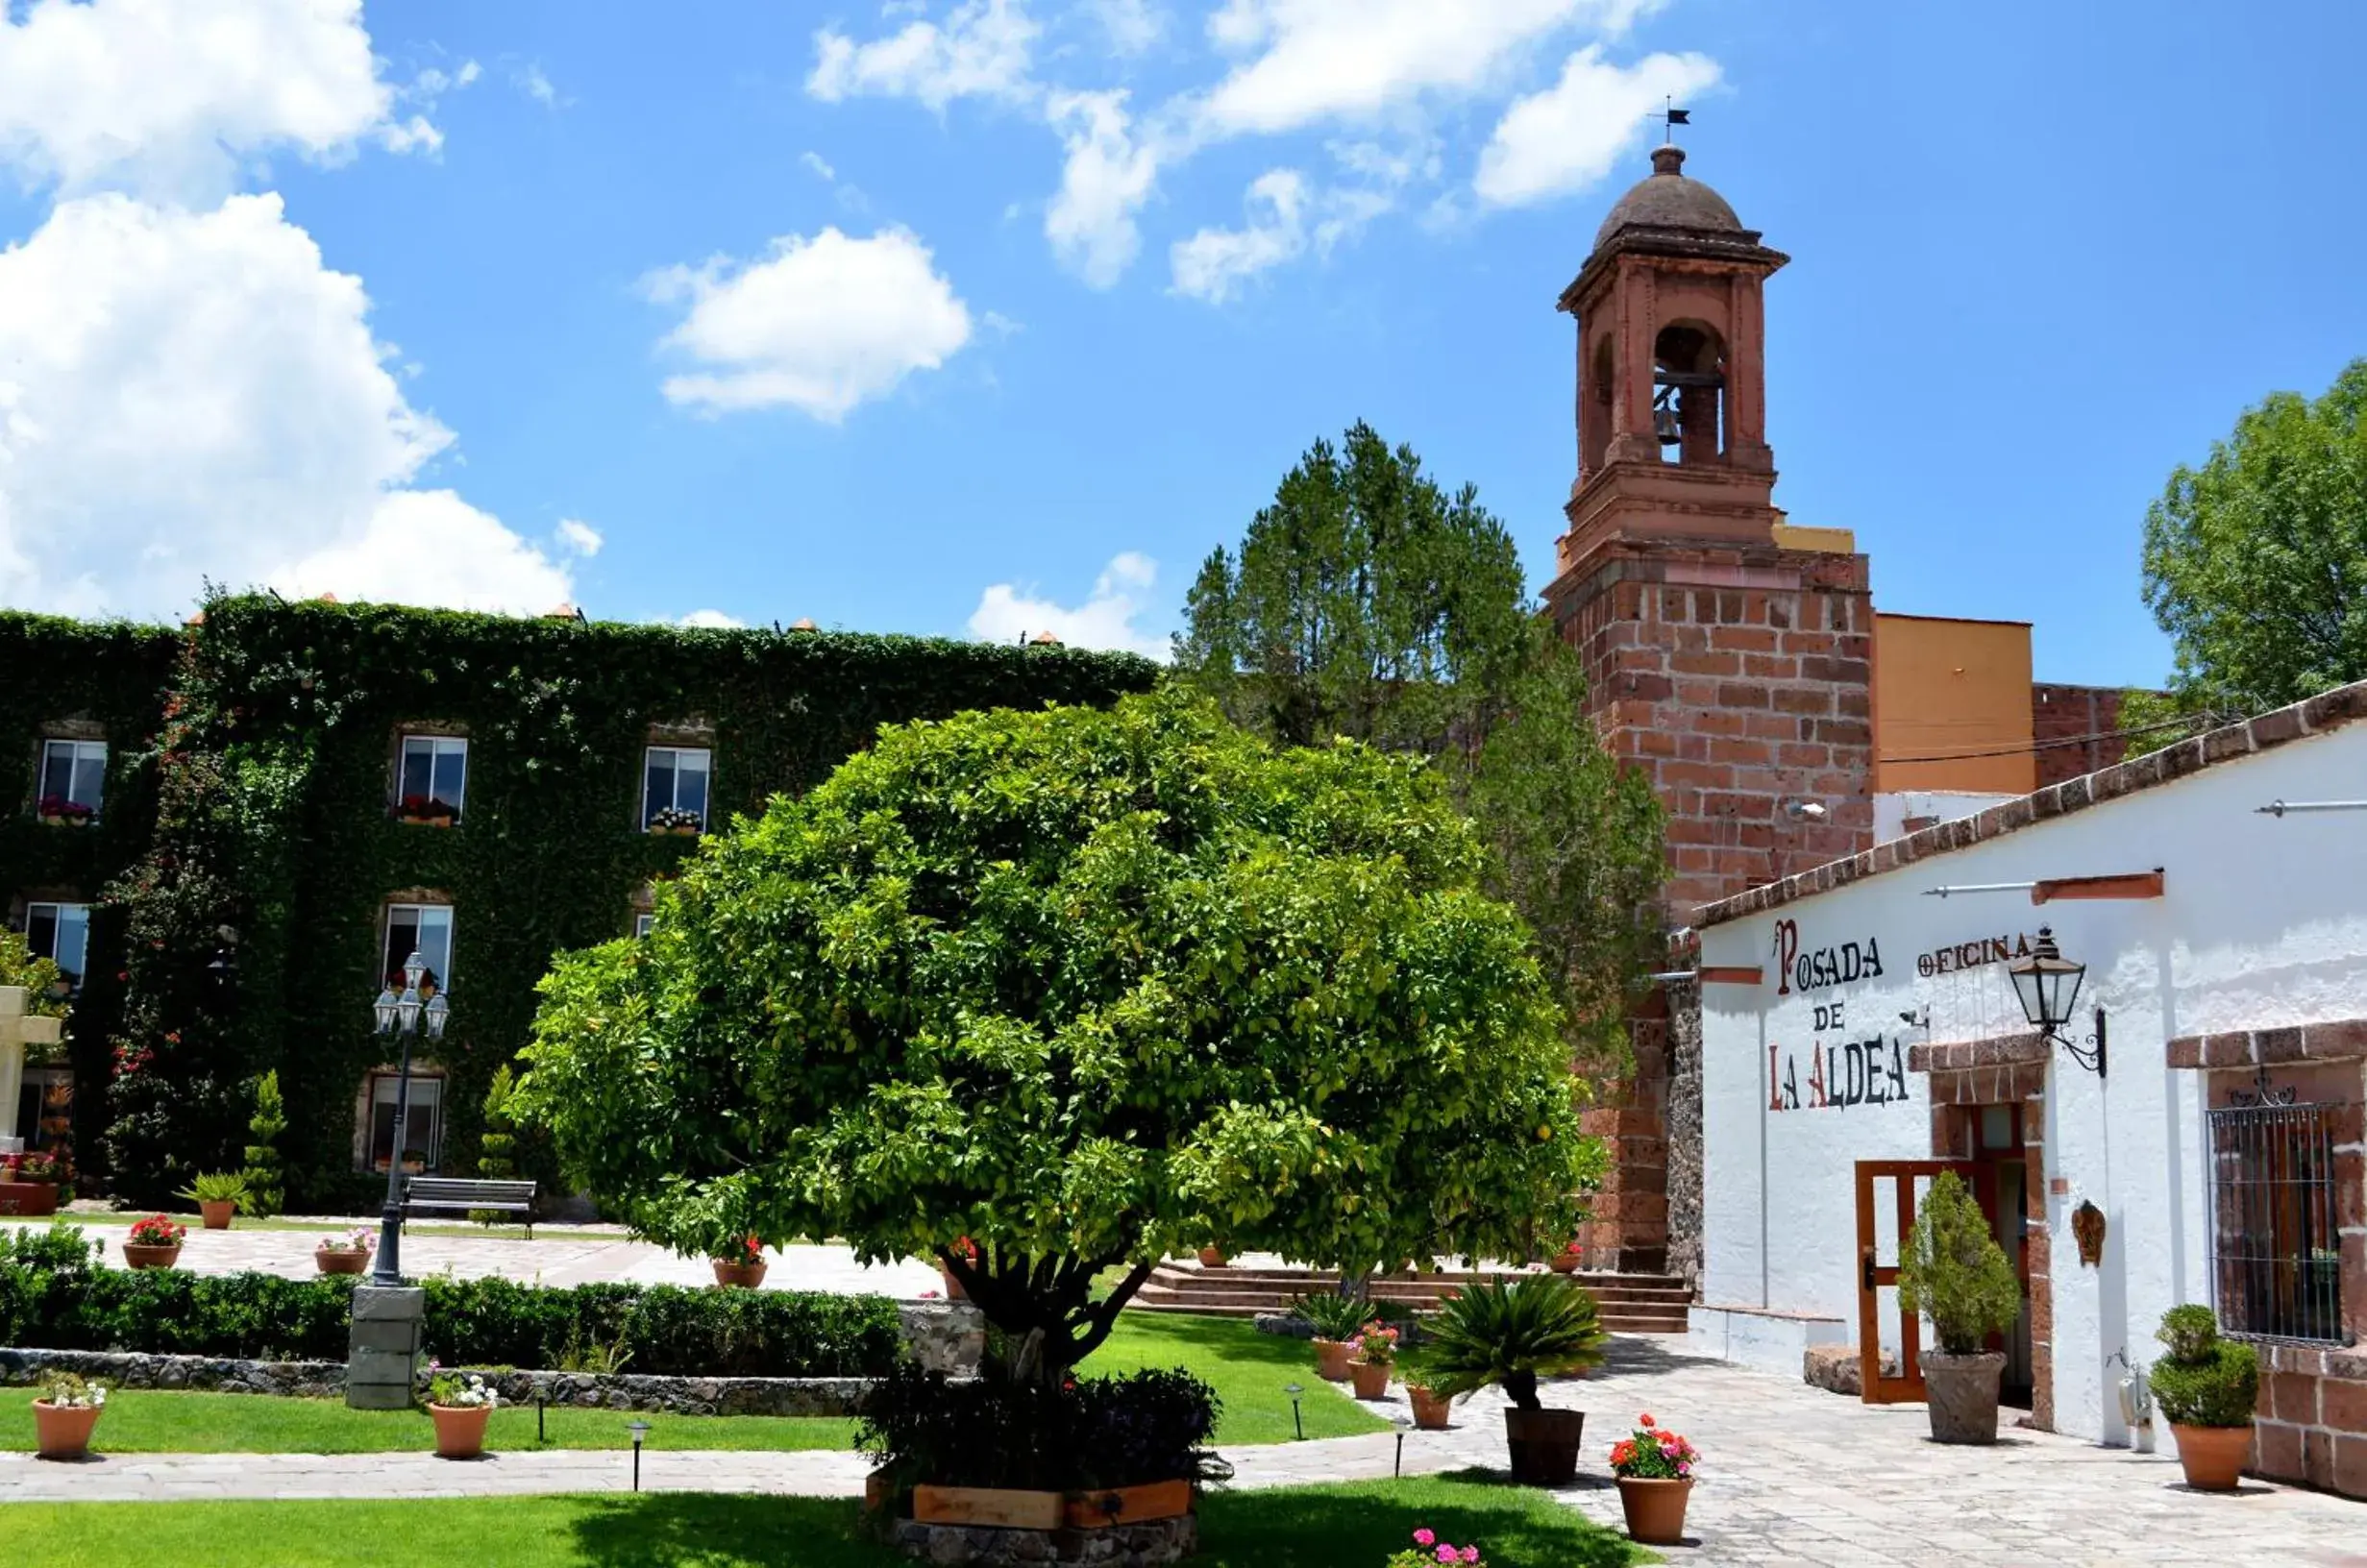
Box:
[2007,926,2086,1035]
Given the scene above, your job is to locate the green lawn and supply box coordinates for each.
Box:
[1085,1311,1391,1443]
[0,1478,1643,1567]
[0,1392,854,1455]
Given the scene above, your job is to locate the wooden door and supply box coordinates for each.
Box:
[1854,1160,1989,1404]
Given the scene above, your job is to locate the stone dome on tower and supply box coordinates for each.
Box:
[1593,144,1744,250]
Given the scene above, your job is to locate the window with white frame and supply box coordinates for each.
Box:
[37,740,106,822]
[642,747,710,832]
[367,1072,444,1173]
[395,735,467,821]
[24,901,89,990]
[382,903,455,993]
[633,912,655,940]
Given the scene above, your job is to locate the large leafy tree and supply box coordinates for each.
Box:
[2138,359,2367,719]
[515,692,1603,1384]
[1176,422,1664,1064]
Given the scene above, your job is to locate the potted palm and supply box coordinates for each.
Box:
[1609,1411,1699,1544]
[177,1171,249,1230]
[2148,1306,2259,1490]
[315,1227,374,1275]
[1895,1170,2022,1444]
[121,1213,186,1268]
[1292,1291,1379,1384]
[1416,1274,1606,1484]
[31,1371,107,1458]
[426,1365,500,1458]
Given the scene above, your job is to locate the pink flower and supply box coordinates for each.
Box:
[1413,1531,1435,1548]
[1436,1547,1458,1564]
[1461,1548,1480,1563]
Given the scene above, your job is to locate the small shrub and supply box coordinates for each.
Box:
[2157,1303,2220,1363]
[857,1364,1225,1492]
[240,1072,287,1218]
[177,1172,250,1207]
[1415,1275,1605,1410]
[1292,1291,1381,1342]
[34,1370,106,1409]
[2148,1307,2258,1428]
[470,1066,519,1226]
[1895,1172,2020,1356]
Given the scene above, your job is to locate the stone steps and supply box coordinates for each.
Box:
[1126,1262,1692,1335]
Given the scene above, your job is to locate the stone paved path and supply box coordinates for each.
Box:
[6,1338,2363,1563]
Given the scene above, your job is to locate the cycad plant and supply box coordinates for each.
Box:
[1292,1291,1381,1342]
[1415,1275,1606,1409]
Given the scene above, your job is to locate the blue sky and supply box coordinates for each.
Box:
[1,1,2361,685]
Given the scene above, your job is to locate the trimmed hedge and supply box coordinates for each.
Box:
[0,1228,901,1377]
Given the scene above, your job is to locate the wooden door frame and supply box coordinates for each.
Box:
[1855,1159,1993,1403]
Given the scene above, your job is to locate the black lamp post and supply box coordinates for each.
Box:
[369,950,450,1286]
[2007,926,2105,1077]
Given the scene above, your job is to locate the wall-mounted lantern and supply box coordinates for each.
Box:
[2006,926,2106,1077]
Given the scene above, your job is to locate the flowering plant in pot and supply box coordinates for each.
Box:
[1548,1239,1582,1274]
[0,1150,66,1215]
[425,1364,501,1458]
[32,1370,107,1458]
[36,795,94,827]
[1895,1171,2022,1445]
[395,793,457,826]
[1345,1323,1400,1400]
[1416,1274,1605,1485]
[1609,1412,1699,1544]
[648,805,703,836]
[1386,1527,1482,1566]
[1293,1291,1380,1383]
[1398,1351,1454,1431]
[2147,1305,2258,1491]
[937,1236,977,1301]
[315,1227,374,1275]
[122,1213,186,1267]
[712,1234,768,1288]
[176,1170,248,1230]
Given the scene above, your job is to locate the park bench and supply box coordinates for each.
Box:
[402,1175,539,1237]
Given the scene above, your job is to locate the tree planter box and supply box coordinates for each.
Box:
[0,1181,60,1216]
[1062,1479,1193,1529]
[913,1485,1065,1531]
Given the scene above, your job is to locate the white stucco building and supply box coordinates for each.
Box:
[1682,680,2367,1498]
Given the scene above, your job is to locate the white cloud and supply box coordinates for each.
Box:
[516,62,559,108]
[1045,89,1163,287]
[1474,45,1719,207]
[968,551,1166,658]
[555,519,604,556]
[646,227,974,421]
[677,608,745,629]
[808,0,1039,111]
[801,150,837,182]
[1196,0,1657,138]
[0,193,574,619]
[1085,0,1166,55]
[1171,169,1305,303]
[0,0,426,202]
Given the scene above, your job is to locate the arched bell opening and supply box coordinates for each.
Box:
[1652,320,1727,465]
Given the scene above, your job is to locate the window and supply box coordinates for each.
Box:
[367,1073,443,1173]
[37,740,106,822]
[24,901,88,990]
[642,747,710,831]
[382,904,454,992]
[396,736,467,821]
[2208,1097,2342,1342]
[633,913,655,940]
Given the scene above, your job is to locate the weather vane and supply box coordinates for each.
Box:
[1652,97,1691,144]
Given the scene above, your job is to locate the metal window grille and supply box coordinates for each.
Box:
[2207,1097,2344,1344]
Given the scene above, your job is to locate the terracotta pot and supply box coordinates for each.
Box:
[315,1248,370,1275]
[1408,1385,1453,1431]
[1197,1247,1226,1268]
[1615,1476,1693,1544]
[1313,1338,1355,1382]
[0,1180,59,1217]
[1349,1359,1392,1400]
[1503,1407,1585,1486]
[33,1400,102,1459]
[121,1242,181,1270]
[711,1259,768,1289]
[2171,1423,2254,1491]
[1548,1252,1580,1274]
[1062,1479,1194,1529]
[199,1199,235,1230]
[1921,1350,2005,1445]
[939,1262,968,1301]
[430,1403,493,1459]
[863,1468,894,1515]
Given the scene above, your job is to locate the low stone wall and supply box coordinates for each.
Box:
[889,1515,1196,1566]
[0,1348,343,1399]
[901,1300,986,1375]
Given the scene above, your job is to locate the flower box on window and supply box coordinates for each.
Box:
[648,806,703,837]
[35,796,95,828]
[394,794,459,827]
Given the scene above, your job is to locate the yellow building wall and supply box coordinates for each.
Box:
[1873,613,2037,795]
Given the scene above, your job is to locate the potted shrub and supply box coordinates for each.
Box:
[1346,1323,1399,1400]
[426,1364,500,1458]
[121,1213,186,1268]
[1895,1170,2021,1444]
[1386,1528,1483,1568]
[31,1370,107,1459]
[649,806,703,837]
[1400,1352,1454,1430]
[1418,1274,1606,1485]
[315,1227,374,1275]
[2148,1305,2259,1490]
[1609,1411,1699,1544]
[1548,1239,1582,1275]
[1293,1291,1379,1384]
[177,1171,249,1230]
[712,1235,768,1288]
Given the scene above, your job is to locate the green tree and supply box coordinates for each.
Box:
[2138,359,2367,723]
[515,692,1606,1385]
[1176,422,1664,1065]
[471,1065,518,1226]
[239,1070,286,1217]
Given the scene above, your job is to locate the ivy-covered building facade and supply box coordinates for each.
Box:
[1,598,1157,1209]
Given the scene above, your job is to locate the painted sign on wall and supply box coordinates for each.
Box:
[1771,919,1886,996]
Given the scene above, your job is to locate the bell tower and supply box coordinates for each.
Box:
[1547,145,1875,1278]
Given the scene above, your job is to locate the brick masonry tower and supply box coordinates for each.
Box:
[1545,146,1876,1275]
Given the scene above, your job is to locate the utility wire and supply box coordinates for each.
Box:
[1875,711,2220,768]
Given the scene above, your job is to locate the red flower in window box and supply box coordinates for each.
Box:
[394,794,458,825]
[36,795,94,826]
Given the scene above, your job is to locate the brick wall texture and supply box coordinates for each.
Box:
[2031,682,2135,789]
